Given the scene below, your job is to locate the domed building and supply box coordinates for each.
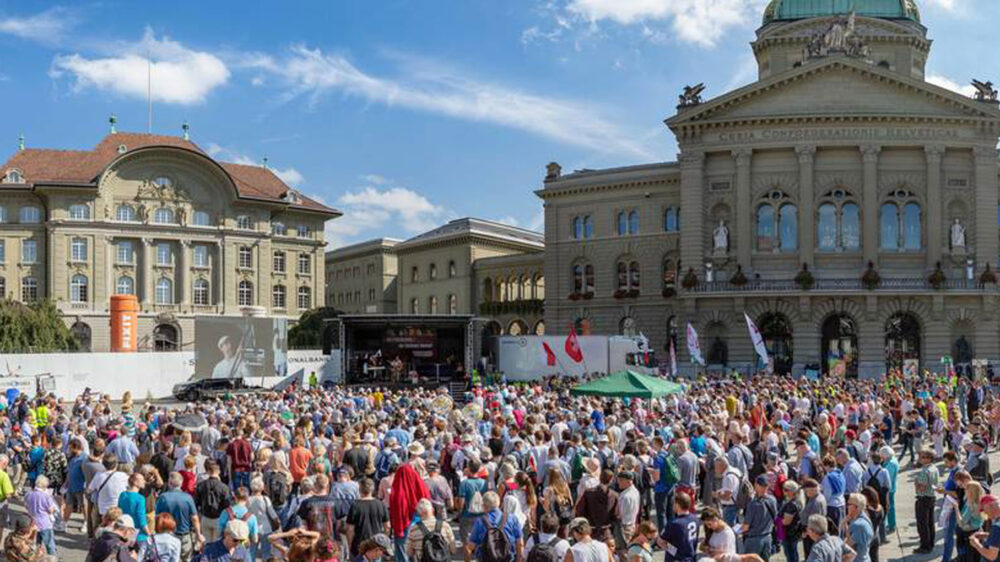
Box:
[537,0,1000,378]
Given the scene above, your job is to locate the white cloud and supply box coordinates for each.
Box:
[493,208,544,232]
[325,177,451,247]
[927,74,976,97]
[564,0,769,47]
[245,46,653,160]
[0,7,77,43]
[50,28,229,105]
[204,142,304,187]
[924,0,960,10]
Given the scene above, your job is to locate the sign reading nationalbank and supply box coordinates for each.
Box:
[708,127,963,145]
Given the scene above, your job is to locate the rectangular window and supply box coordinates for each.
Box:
[297,225,310,238]
[21,240,36,264]
[117,241,134,264]
[21,278,37,302]
[239,247,253,269]
[273,251,286,273]
[0,240,5,263]
[193,281,210,305]
[193,245,209,268]
[272,285,286,309]
[297,287,311,309]
[298,253,311,274]
[71,238,88,262]
[157,243,172,266]
[237,215,252,230]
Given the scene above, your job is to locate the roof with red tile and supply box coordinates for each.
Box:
[0,132,339,216]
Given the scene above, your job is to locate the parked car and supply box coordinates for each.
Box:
[172,377,263,401]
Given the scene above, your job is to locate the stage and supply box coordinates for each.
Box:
[323,314,487,385]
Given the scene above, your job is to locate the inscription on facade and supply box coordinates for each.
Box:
[712,127,961,144]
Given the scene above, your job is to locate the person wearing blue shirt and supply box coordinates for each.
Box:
[155,472,204,559]
[465,492,522,562]
[107,434,140,473]
[651,437,675,533]
[590,410,606,433]
[846,494,874,562]
[659,492,698,562]
[838,450,864,494]
[65,439,88,524]
[194,519,252,562]
[821,457,846,531]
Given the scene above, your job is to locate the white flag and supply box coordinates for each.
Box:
[744,312,769,368]
[686,323,705,366]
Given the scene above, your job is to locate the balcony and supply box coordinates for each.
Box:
[687,278,997,294]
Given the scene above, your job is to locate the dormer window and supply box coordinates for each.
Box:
[4,169,23,184]
[117,144,128,154]
[283,190,301,204]
[153,176,172,188]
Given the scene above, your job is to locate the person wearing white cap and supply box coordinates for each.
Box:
[195,518,251,561]
[86,514,136,562]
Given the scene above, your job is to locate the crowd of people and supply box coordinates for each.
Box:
[0,371,995,562]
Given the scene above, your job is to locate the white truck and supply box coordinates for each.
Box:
[495,334,656,381]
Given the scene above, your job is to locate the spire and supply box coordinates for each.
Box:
[262,156,269,169]
[17,134,24,152]
[182,121,190,141]
[109,114,117,134]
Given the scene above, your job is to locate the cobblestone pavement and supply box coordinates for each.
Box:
[20,446,989,562]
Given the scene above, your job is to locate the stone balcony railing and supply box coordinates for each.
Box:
[687,278,998,294]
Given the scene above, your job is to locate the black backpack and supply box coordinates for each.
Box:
[865,466,889,510]
[480,514,512,562]
[265,471,289,508]
[526,534,561,562]
[419,520,450,562]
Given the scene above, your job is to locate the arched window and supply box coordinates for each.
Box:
[449,260,456,278]
[411,266,419,283]
[298,286,311,309]
[70,274,88,303]
[664,207,679,232]
[68,204,90,220]
[429,263,437,280]
[238,280,253,306]
[153,324,179,351]
[583,215,594,238]
[662,258,678,288]
[429,296,438,314]
[817,203,838,251]
[116,204,136,222]
[509,276,520,300]
[483,278,493,302]
[628,210,639,234]
[842,203,860,250]
[533,275,545,300]
[273,285,287,308]
[616,212,627,236]
[880,203,899,250]
[116,276,134,296]
[71,322,92,352]
[779,204,798,251]
[193,279,210,305]
[617,261,629,290]
[153,207,175,224]
[903,202,922,250]
[572,265,584,293]
[572,216,582,239]
[572,262,595,294]
[192,211,211,226]
[584,264,595,293]
[448,294,458,314]
[19,205,40,223]
[155,278,173,304]
[629,261,640,290]
[534,320,546,335]
[756,204,775,251]
[411,298,419,314]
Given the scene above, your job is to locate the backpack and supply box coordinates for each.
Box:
[480,513,512,562]
[865,466,889,510]
[418,520,450,562]
[375,450,398,482]
[526,534,561,562]
[662,453,681,487]
[729,469,754,511]
[265,471,289,509]
[226,506,252,523]
[826,470,845,497]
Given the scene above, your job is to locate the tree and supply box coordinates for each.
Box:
[0,298,80,353]
[288,306,340,349]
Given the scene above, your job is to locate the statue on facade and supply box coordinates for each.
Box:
[713,220,729,252]
[951,218,967,249]
[805,11,869,60]
[972,79,998,102]
[678,83,706,108]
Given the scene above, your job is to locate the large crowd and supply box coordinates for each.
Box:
[0,371,995,562]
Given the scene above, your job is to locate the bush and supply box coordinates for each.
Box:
[794,263,814,290]
[0,298,79,353]
[288,306,339,349]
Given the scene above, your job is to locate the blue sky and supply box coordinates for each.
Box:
[0,0,988,247]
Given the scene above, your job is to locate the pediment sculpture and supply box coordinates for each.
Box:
[805,11,870,60]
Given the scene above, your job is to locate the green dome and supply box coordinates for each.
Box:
[762,0,920,26]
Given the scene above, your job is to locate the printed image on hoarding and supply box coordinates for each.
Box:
[194,316,287,380]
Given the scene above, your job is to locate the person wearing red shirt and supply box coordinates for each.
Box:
[226,429,253,492]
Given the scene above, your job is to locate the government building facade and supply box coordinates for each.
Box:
[0,127,340,352]
[538,0,1000,378]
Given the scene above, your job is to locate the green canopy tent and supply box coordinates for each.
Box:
[570,370,684,399]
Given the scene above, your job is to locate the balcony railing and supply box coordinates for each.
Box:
[688,278,996,294]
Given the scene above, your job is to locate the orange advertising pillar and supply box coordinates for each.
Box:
[109,294,139,352]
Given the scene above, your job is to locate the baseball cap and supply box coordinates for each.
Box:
[755,475,770,487]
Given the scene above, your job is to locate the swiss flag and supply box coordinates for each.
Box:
[542,342,557,367]
[565,326,584,363]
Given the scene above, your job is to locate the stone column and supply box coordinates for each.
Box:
[141,238,154,308]
[733,149,753,271]
[796,145,816,266]
[860,145,881,265]
[678,151,705,276]
[179,240,191,306]
[925,145,944,268]
[975,146,1000,271]
[216,241,225,312]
